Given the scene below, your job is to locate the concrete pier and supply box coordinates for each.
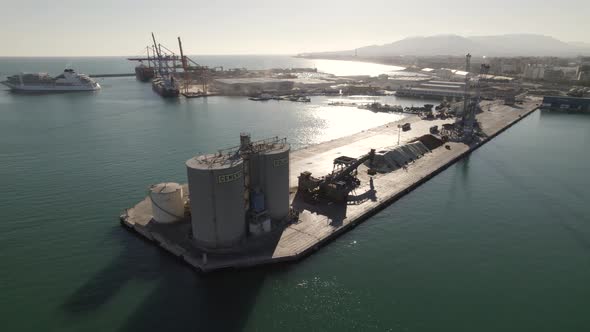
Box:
[120,99,540,272]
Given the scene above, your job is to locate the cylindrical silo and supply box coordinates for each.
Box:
[186,154,246,249]
[261,144,290,220]
[149,182,184,223]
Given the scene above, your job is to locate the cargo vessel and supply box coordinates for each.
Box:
[134,62,155,82]
[152,76,179,98]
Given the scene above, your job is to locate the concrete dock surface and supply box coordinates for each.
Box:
[121,99,540,272]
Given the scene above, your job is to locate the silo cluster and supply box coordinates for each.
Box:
[186,134,290,250]
[186,154,246,249]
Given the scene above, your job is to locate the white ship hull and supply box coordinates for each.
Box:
[1,81,100,92]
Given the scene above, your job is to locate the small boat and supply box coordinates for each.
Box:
[1,69,100,93]
[248,93,275,101]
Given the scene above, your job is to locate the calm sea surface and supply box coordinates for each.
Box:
[1,57,589,332]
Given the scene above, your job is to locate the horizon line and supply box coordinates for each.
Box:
[0,53,300,58]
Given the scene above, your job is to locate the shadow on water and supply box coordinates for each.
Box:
[459,154,471,179]
[62,228,158,314]
[118,265,279,332]
[63,227,293,332]
[161,97,181,105]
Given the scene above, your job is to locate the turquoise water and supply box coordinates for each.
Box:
[1,58,590,331]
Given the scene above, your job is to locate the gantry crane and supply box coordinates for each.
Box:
[128,33,219,97]
[177,36,215,96]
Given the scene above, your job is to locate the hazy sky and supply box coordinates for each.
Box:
[2,0,588,56]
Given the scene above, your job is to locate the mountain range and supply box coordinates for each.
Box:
[302,34,590,57]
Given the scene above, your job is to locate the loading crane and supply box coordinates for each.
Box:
[298,149,376,202]
[128,34,223,96]
[459,54,491,139]
[177,36,215,96]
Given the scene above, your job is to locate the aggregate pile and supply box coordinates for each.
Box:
[367,135,443,173]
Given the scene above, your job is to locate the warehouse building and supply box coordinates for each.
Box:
[213,78,295,95]
[541,96,590,112]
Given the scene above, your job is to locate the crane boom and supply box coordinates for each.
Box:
[151,33,163,76]
[330,149,375,183]
[178,37,190,94]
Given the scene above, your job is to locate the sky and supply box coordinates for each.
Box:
[1,0,589,56]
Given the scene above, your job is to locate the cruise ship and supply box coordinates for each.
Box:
[1,69,101,92]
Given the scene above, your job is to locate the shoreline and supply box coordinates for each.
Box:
[294,55,412,71]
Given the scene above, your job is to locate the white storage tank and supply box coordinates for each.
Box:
[149,182,184,223]
[260,144,290,220]
[186,154,246,249]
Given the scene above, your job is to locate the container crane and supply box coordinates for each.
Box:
[129,33,223,97]
[177,36,215,96]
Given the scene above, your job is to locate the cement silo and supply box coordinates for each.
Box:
[186,154,246,249]
[260,144,290,220]
[149,182,184,223]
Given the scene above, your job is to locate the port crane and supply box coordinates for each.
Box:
[458,53,490,139]
[128,46,156,69]
[128,33,221,96]
[176,37,217,96]
[151,33,176,79]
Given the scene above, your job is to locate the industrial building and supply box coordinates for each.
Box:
[524,64,545,80]
[524,64,581,82]
[383,76,431,90]
[541,96,590,112]
[577,64,590,82]
[185,134,290,250]
[395,80,466,99]
[213,78,294,95]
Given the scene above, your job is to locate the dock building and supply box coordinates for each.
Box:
[395,80,466,99]
[541,96,590,112]
[213,78,295,95]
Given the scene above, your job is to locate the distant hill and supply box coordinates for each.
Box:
[569,41,590,49]
[302,34,590,57]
